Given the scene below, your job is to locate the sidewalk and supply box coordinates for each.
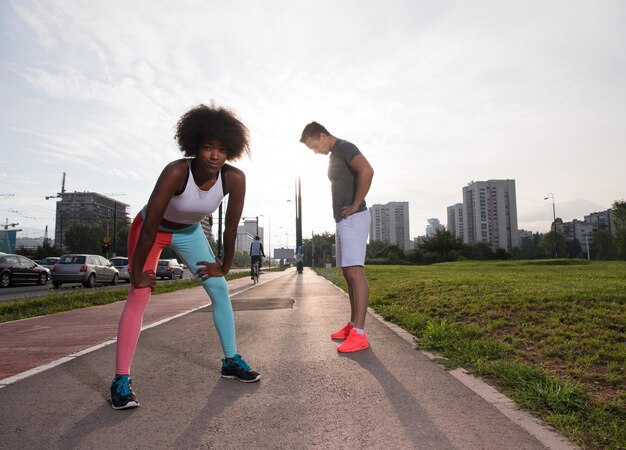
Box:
[0,268,578,449]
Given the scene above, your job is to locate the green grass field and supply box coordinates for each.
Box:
[317,260,625,450]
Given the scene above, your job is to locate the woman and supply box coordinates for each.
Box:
[111,103,260,410]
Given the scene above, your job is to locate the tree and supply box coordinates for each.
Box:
[461,241,494,260]
[612,199,626,260]
[34,240,60,259]
[419,229,463,262]
[64,222,104,254]
[494,248,511,260]
[538,230,567,259]
[305,232,335,267]
[113,221,130,257]
[405,247,425,264]
[566,239,583,259]
[512,233,542,259]
[592,229,618,260]
[366,240,389,259]
[378,244,405,261]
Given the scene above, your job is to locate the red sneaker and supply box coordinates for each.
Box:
[330,322,353,340]
[337,329,369,353]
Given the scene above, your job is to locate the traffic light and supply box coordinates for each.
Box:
[102,236,111,255]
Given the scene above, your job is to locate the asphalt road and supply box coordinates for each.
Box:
[0,268,578,449]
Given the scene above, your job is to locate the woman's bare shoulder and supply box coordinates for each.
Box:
[159,158,189,176]
[222,163,245,180]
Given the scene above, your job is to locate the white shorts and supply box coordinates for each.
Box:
[335,210,371,267]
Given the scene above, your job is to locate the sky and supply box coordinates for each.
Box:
[1,0,625,254]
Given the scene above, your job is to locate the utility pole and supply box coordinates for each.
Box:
[217,202,223,258]
[544,193,558,258]
[46,172,67,251]
[102,193,126,257]
[295,176,302,253]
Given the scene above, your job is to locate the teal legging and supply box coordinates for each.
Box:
[115,212,236,375]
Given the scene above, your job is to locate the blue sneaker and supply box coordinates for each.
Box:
[110,375,139,410]
[221,354,261,383]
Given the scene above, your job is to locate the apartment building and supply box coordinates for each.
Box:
[369,201,411,251]
[426,218,445,237]
[462,180,519,250]
[446,203,464,238]
[53,192,129,250]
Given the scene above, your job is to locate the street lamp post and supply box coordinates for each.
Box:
[259,215,270,267]
[544,193,558,258]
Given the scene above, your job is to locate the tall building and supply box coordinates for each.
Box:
[369,201,411,251]
[200,216,213,242]
[426,218,444,237]
[236,228,254,253]
[241,218,264,241]
[584,210,614,235]
[235,219,265,254]
[561,219,594,256]
[446,203,464,238]
[462,180,519,250]
[53,192,129,250]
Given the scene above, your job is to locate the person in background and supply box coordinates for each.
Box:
[299,121,374,352]
[250,235,265,279]
[110,103,261,410]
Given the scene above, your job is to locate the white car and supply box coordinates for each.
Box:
[109,257,130,282]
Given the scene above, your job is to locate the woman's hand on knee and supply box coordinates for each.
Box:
[131,270,158,290]
[196,260,225,280]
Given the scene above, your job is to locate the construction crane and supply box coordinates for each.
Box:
[3,219,19,230]
[45,172,66,200]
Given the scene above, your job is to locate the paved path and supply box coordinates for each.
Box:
[0,268,578,449]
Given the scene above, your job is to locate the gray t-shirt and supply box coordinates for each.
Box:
[328,139,367,223]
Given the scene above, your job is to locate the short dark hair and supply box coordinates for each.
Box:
[300,122,330,143]
[175,103,251,160]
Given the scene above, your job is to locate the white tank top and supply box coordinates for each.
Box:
[162,159,225,224]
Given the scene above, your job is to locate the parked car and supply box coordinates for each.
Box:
[51,254,119,288]
[109,257,130,282]
[0,254,50,288]
[39,256,60,270]
[156,259,184,280]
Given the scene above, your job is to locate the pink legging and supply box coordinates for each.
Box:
[115,212,236,375]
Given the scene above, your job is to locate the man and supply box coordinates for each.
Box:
[300,122,374,352]
[250,235,265,279]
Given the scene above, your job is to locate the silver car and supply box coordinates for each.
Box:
[51,254,119,288]
[156,259,185,280]
[109,257,130,282]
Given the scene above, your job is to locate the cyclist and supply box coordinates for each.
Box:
[250,235,265,279]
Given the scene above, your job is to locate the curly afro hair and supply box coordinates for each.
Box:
[175,103,251,160]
